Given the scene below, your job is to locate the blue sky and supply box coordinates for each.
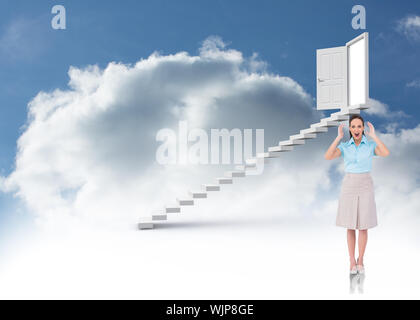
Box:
[0,0,419,232]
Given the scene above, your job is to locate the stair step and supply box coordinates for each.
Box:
[327,114,349,121]
[225,171,246,178]
[177,198,194,206]
[290,133,316,140]
[235,163,256,171]
[138,218,154,230]
[268,145,293,152]
[348,104,369,110]
[311,121,339,128]
[257,152,282,158]
[332,108,360,116]
[321,118,341,125]
[300,127,328,134]
[189,191,207,198]
[216,177,233,184]
[152,210,167,221]
[279,139,305,146]
[245,169,263,175]
[165,206,181,213]
[245,158,270,165]
[202,184,220,191]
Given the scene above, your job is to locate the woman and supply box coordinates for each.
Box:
[324,114,389,275]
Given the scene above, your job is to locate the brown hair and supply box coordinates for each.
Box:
[348,114,365,139]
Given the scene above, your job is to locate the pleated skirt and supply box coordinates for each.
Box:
[336,172,378,230]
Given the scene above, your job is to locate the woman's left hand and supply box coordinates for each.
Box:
[366,121,376,138]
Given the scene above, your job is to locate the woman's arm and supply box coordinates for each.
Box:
[324,124,344,160]
[366,122,390,157]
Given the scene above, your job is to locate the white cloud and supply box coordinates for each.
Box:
[407,79,420,88]
[1,36,419,242]
[2,36,324,228]
[397,15,420,42]
[365,98,409,119]
[370,124,420,228]
[365,98,388,116]
[0,175,5,192]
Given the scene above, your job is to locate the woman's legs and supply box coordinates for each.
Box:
[347,229,357,269]
[357,230,368,265]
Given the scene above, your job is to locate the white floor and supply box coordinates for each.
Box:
[0,212,419,300]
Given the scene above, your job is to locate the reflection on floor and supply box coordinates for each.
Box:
[349,273,365,294]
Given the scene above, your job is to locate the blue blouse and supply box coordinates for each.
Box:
[337,135,377,173]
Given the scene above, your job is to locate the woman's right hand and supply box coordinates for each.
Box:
[337,124,344,140]
[325,124,344,160]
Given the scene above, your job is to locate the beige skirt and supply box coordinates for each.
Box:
[336,172,377,230]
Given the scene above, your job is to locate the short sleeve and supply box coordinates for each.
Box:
[337,142,344,157]
[371,140,378,156]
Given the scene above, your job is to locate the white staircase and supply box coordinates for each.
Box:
[138,106,365,229]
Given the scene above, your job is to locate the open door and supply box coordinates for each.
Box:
[316,32,369,111]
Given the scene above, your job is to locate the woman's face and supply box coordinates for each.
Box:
[350,119,364,141]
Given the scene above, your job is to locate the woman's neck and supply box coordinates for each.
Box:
[353,137,362,146]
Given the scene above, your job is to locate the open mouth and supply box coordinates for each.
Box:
[354,133,360,138]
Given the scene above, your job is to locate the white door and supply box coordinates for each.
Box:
[316,46,347,110]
